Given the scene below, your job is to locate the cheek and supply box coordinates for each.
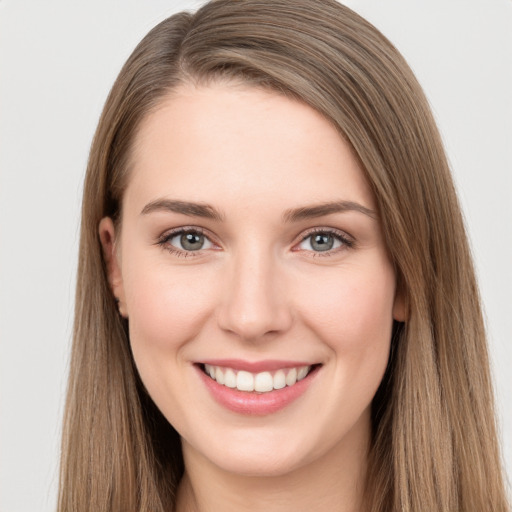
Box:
[122,259,221,425]
[123,258,217,362]
[299,262,396,368]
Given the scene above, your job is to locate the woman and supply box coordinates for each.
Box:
[58,0,510,510]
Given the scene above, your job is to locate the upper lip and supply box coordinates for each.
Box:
[197,359,318,373]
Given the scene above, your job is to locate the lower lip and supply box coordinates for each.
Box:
[196,365,319,416]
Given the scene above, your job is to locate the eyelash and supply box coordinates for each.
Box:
[156,227,354,258]
[156,227,214,258]
[297,227,354,257]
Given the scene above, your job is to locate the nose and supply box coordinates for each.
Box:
[216,247,293,341]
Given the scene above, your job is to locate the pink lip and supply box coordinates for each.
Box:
[195,363,320,416]
[199,358,313,373]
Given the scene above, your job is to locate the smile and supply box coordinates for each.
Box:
[197,361,321,415]
[203,364,312,393]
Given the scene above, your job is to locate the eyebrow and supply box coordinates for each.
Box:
[282,201,376,222]
[140,199,224,221]
[140,198,376,222]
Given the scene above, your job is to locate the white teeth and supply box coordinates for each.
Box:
[273,370,286,389]
[204,364,313,393]
[224,368,237,388]
[205,364,216,379]
[237,371,254,391]
[215,366,225,385]
[297,366,309,381]
[254,371,273,392]
[285,367,297,386]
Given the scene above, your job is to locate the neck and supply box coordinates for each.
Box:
[175,413,370,512]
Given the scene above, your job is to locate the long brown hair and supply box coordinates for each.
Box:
[58,1,510,510]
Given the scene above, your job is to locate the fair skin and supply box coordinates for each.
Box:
[100,83,404,512]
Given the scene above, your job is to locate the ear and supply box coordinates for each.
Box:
[99,217,128,317]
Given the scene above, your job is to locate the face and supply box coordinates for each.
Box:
[100,83,404,478]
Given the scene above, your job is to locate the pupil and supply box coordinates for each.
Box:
[312,233,333,251]
[181,232,204,251]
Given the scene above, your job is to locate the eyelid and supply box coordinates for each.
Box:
[156,226,219,256]
[292,227,354,255]
[155,225,354,257]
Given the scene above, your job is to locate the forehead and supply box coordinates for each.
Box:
[124,83,374,215]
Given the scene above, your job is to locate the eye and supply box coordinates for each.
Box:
[296,229,352,254]
[159,228,214,254]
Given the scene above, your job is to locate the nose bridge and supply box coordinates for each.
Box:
[217,243,292,341]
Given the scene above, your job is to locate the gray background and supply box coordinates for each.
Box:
[1,1,511,510]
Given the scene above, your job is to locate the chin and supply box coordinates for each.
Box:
[209,447,307,478]
[182,423,329,479]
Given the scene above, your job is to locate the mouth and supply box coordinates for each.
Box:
[195,360,321,415]
[200,363,317,393]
